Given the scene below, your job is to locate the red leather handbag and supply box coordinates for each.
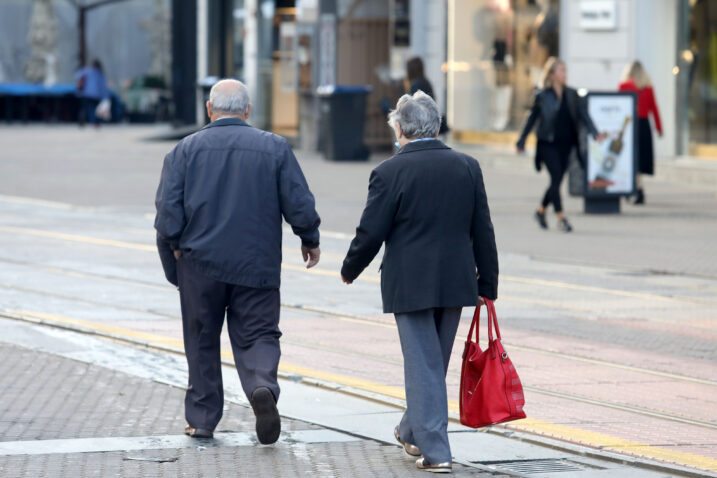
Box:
[459,299,526,428]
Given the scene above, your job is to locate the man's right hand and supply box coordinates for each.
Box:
[302,245,320,269]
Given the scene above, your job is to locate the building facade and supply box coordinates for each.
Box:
[445,0,716,158]
[182,0,714,158]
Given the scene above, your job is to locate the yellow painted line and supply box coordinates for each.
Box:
[337,316,395,329]
[8,309,184,349]
[4,308,716,472]
[502,274,678,303]
[0,226,155,252]
[0,226,705,305]
[0,194,73,210]
[510,418,717,472]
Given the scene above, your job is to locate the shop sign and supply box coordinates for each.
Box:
[580,0,618,31]
[297,0,319,23]
[585,92,637,197]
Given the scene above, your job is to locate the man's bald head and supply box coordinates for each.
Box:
[207,79,251,122]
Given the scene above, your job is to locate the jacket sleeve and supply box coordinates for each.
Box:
[341,169,396,282]
[578,92,599,138]
[154,144,187,250]
[647,87,663,135]
[516,93,541,149]
[156,233,178,286]
[278,143,321,248]
[469,160,499,300]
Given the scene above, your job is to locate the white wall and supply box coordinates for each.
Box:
[409,0,447,112]
[635,0,678,157]
[562,0,679,156]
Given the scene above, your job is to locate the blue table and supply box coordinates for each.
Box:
[0,83,80,122]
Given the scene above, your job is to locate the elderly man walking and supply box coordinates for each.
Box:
[155,79,321,444]
[341,91,498,473]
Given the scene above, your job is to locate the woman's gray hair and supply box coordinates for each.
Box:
[387,90,441,139]
[209,79,251,115]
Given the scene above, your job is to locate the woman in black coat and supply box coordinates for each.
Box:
[516,57,604,232]
[341,91,497,473]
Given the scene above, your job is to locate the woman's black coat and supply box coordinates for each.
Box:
[516,87,599,170]
[341,140,498,314]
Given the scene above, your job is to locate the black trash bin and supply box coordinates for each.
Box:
[317,85,372,161]
[198,76,219,124]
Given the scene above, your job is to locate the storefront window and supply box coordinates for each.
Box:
[686,0,717,148]
[447,0,559,135]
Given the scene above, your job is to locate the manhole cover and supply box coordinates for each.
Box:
[479,458,605,474]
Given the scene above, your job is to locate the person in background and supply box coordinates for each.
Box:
[75,59,109,127]
[406,56,449,135]
[619,61,663,205]
[516,57,604,232]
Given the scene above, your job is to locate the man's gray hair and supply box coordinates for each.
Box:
[387,90,441,139]
[209,79,251,115]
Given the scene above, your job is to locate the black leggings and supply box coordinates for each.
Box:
[538,141,571,214]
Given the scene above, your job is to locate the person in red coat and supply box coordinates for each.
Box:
[619,61,663,204]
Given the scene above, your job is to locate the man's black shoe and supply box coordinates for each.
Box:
[534,210,548,229]
[184,425,213,438]
[251,387,281,444]
[633,189,645,205]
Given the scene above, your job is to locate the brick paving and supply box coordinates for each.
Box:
[0,343,497,477]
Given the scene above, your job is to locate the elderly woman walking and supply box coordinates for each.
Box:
[341,91,499,473]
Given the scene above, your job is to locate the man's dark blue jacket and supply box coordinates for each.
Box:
[154,118,320,288]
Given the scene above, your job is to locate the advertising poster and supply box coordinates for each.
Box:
[586,93,637,196]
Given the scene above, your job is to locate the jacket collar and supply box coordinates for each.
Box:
[396,139,450,155]
[202,117,250,130]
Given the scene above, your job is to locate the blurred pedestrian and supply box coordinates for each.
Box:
[406,56,449,135]
[154,79,321,445]
[516,57,604,232]
[619,61,662,205]
[341,91,498,473]
[75,59,109,127]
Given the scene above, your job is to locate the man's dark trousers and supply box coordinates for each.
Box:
[177,257,281,430]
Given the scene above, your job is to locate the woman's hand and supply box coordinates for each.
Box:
[595,132,608,142]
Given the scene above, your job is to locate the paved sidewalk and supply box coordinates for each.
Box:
[0,341,498,478]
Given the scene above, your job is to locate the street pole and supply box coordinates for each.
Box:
[71,0,132,67]
[79,7,85,66]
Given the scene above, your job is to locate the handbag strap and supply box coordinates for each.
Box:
[486,300,502,341]
[467,305,481,344]
[466,299,499,344]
